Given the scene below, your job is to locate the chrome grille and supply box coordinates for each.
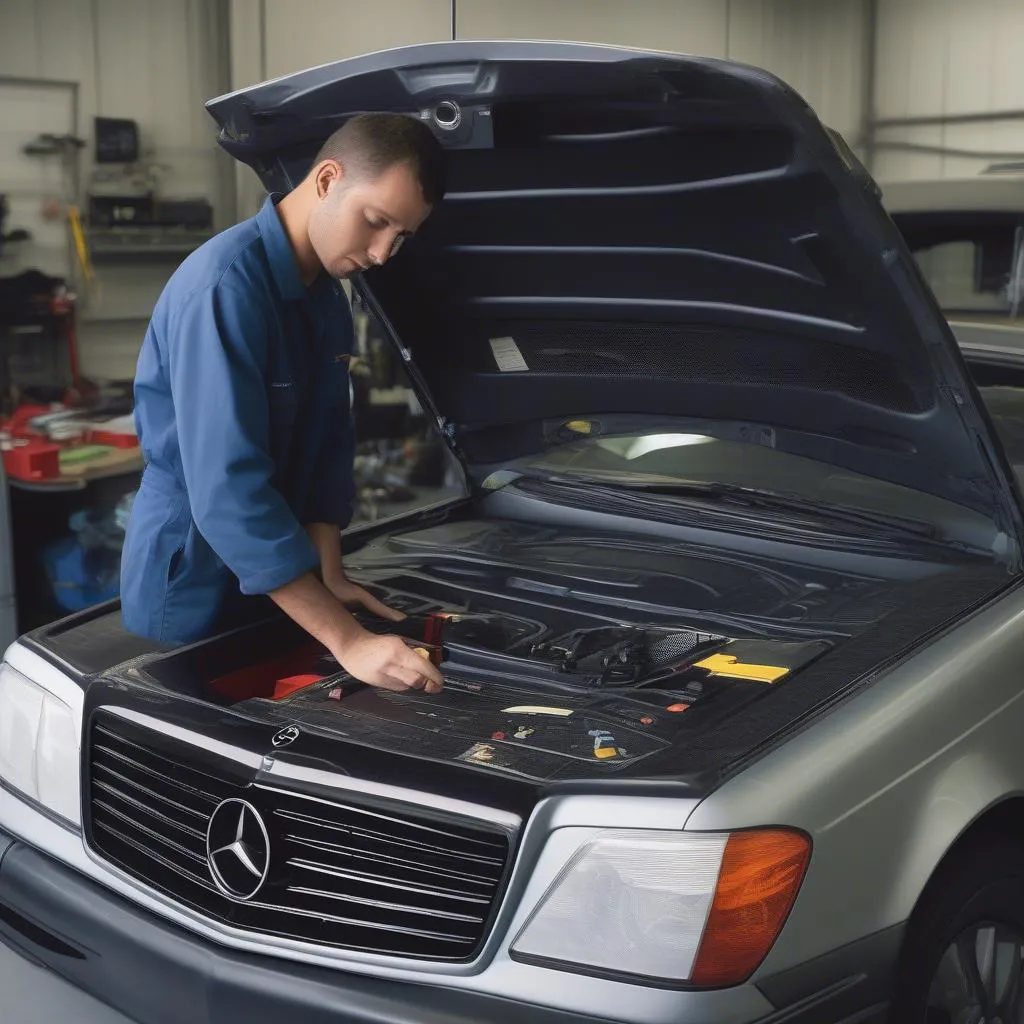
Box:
[86,712,511,960]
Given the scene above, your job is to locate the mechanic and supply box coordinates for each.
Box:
[119,113,445,695]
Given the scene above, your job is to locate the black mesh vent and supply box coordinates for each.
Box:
[648,631,716,666]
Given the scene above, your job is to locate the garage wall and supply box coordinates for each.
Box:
[229,0,871,220]
[8,1,1022,380]
[457,0,869,145]
[456,0,731,56]
[262,0,453,78]
[0,78,77,280]
[872,0,1024,183]
[5,0,871,380]
[0,0,232,381]
[229,0,454,221]
[727,0,869,147]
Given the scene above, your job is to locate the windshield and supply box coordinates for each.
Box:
[891,210,1024,320]
[511,430,1000,551]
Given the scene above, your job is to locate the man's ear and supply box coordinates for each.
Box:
[314,159,344,200]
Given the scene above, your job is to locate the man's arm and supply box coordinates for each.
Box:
[169,283,320,595]
[306,521,344,585]
[269,572,442,693]
[302,292,404,626]
[167,284,439,692]
[305,521,404,623]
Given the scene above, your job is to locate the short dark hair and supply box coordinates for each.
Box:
[314,113,446,206]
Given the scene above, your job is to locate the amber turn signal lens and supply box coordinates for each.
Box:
[690,828,811,987]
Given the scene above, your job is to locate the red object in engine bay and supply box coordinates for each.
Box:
[208,642,332,703]
[419,612,451,665]
[207,613,450,704]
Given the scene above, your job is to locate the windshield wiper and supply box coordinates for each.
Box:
[540,474,939,540]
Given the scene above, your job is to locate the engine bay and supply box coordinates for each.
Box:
[127,518,903,783]
[86,510,992,784]
[193,596,830,779]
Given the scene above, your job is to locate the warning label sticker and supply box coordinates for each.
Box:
[489,336,529,372]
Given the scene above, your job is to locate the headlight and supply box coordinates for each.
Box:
[511,827,810,987]
[0,662,81,827]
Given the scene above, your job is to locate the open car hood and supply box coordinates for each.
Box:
[206,40,1023,547]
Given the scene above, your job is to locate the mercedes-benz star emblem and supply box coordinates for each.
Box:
[206,798,271,901]
[272,726,300,748]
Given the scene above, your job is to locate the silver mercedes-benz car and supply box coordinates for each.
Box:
[4,41,1024,1024]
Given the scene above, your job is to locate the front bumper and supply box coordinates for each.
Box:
[0,829,593,1024]
[0,825,893,1024]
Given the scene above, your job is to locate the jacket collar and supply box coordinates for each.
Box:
[256,192,306,302]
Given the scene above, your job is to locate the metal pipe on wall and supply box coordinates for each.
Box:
[872,141,1024,161]
[873,109,1024,130]
[861,0,879,173]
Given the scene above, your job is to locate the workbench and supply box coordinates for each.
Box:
[7,449,141,632]
[8,445,142,493]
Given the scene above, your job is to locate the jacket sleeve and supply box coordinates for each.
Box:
[167,282,320,595]
[304,294,357,528]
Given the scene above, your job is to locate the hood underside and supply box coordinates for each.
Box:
[206,40,1021,537]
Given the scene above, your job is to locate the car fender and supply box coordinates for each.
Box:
[685,580,1024,979]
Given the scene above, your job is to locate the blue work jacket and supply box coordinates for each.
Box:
[120,194,355,643]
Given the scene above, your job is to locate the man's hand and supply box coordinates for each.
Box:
[335,632,443,694]
[324,574,405,623]
[269,572,442,693]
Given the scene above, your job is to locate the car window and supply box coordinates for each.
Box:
[892,211,1023,316]
[914,239,1009,312]
[978,385,1024,468]
[966,357,1024,490]
[346,290,465,528]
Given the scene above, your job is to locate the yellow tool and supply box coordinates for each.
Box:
[565,420,595,434]
[67,205,93,283]
[693,653,789,684]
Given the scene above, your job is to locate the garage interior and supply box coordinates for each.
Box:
[1,0,1021,647]
[1,3,1024,1023]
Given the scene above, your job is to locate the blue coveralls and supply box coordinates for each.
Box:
[120,194,355,643]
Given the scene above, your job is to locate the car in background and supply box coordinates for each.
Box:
[885,175,1024,488]
[883,174,1024,356]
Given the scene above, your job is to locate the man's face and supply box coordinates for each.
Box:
[308,159,433,279]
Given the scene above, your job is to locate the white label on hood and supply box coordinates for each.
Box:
[489,336,528,372]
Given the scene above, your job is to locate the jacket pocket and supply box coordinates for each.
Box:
[119,480,188,639]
